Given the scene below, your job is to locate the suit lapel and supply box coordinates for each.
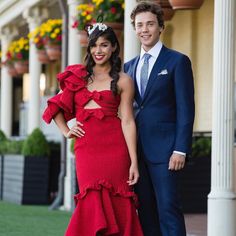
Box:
[142,46,168,103]
[131,56,142,105]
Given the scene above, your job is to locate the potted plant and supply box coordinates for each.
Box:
[72,3,95,46]
[92,0,124,30]
[169,0,204,9]
[154,0,175,21]
[28,26,51,64]
[2,47,19,77]
[179,135,211,213]
[0,50,2,69]
[9,37,29,75]
[2,128,51,204]
[41,19,62,60]
[0,130,8,200]
[10,38,29,74]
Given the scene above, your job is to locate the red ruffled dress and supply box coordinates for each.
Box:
[42,64,143,236]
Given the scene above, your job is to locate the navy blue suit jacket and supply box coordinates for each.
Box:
[124,45,195,163]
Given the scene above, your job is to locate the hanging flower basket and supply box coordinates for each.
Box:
[37,49,51,64]
[169,0,204,10]
[77,30,88,47]
[73,1,124,41]
[104,22,123,38]
[6,64,19,77]
[14,61,29,75]
[45,44,61,61]
[163,8,175,21]
[28,19,62,62]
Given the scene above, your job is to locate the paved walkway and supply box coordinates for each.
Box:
[185,214,207,236]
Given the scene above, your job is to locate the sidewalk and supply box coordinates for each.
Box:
[185,214,207,236]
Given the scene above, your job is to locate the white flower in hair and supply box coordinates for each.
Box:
[88,23,108,35]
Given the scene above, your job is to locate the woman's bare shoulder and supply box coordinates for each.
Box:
[118,72,134,92]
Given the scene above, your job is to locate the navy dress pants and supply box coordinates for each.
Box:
[135,148,186,236]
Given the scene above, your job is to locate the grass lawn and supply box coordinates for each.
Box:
[0,201,71,236]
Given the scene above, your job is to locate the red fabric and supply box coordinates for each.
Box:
[42,64,143,236]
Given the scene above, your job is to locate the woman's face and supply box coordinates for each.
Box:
[90,36,115,66]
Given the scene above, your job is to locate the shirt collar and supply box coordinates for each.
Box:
[140,41,163,60]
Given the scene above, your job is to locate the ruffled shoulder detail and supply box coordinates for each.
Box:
[42,64,88,124]
[57,64,87,91]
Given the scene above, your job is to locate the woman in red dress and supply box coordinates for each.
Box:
[42,23,143,236]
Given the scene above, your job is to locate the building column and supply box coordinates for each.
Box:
[23,7,48,134]
[124,0,140,62]
[0,26,18,137]
[64,0,83,211]
[208,0,236,235]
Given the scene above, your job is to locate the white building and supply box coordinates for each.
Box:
[0,0,235,235]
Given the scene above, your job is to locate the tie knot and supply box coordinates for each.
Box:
[143,53,151,63]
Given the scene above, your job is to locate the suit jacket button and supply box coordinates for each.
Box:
[140,106,144,109]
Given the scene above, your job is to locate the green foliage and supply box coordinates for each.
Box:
[0,130,8,154]
[22,128,50,157]
[70,138,75,154]
[0,129,7,142]
[0,140,24,155]
[192,136,211,158]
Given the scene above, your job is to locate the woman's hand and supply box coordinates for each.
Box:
[127,162,139,185]
[66,121,85,138]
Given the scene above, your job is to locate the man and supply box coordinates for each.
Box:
[124,2,195,236]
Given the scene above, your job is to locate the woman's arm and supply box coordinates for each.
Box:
[118,73,139,185]
[54,111,84,138]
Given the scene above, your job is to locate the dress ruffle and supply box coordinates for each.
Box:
[65,180,143,236]
[74,179,138,207]
[42,64,87,123]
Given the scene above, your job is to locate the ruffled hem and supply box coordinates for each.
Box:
[74,180,138,207]
[74,179,139,207]
[42,64,87,123]
[65,180,143,236]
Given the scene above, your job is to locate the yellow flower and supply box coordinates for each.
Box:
[54,28,60,34]
[81,11,87,16]
[34,38,39,43]
[50,33,57,39]
[122,3,125,9]
[86,15,92,21]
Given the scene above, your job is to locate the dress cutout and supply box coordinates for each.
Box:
[43,64,143,236]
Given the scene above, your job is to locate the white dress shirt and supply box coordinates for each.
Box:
[136,41,186,157]
[136,40,163,92]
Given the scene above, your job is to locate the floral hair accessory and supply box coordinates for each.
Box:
[87,23,108,35]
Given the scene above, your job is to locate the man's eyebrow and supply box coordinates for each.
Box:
[136,20,156,24]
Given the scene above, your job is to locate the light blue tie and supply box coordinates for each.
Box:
[140,53,151,98]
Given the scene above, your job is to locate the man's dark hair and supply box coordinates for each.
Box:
[130,1,164,29]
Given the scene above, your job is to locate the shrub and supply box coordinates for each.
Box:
[0,130,7,154]
[7,140,24,154]
[22,128,50,157]
[0,130,7,142]
[70,138,75,154]
[191,136,211,158]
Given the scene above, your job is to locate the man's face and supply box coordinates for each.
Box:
[134,11,163,51]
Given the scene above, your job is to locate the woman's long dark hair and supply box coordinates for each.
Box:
[84,26,121,95]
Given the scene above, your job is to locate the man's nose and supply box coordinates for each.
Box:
[141,25,148,32]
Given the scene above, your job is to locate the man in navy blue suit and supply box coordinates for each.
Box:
[124,2,195,236]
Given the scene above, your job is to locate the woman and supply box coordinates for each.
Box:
[42,23,143,236]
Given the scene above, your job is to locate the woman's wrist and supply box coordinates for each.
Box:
[130,159,138,166]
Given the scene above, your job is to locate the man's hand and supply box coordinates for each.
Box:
[168,153,185,171]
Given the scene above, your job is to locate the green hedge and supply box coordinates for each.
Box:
[22,128,50,157]
[192,136,211,158]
